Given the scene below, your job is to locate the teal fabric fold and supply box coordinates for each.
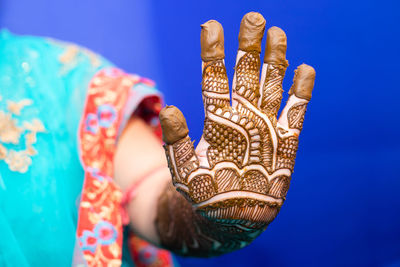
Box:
[0,29,112,266]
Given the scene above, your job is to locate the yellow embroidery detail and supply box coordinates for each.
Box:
[85,49,102,68]
[57,42,102,76]
[0,143,6,160]
[59,45,79,65]
[0,95,46,173]
[7,99,33,115]
[24,119,46,133]
[5,150,32,173]
[0,111,23,144]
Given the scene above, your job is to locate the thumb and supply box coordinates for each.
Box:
[159,105,189,144]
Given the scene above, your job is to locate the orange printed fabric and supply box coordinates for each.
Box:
[76,68,173,267]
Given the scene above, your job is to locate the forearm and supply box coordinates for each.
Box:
[123,166,170,244]
[114,116,169,244]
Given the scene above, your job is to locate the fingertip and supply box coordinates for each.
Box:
[264,26,288,66]
[159,105,189,144]
[289,64,316,101]
[299,63,316,76]
[201,20,225,62]
[238,11,266,52]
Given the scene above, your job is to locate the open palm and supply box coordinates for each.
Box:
[160,12,315,232]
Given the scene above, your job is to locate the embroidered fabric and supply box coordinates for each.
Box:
[0,29,112,267]
[0,97,46,173]
[0,29,173,267]
[75,68,174,267]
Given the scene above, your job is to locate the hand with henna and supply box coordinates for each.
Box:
[156,12,315,257]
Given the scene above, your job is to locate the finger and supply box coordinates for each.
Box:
[259,27,288,120]
[232,12,266,108]
[275,64,315,172]
[159,106,199,189]
[159,105,189,144]
[277,64,316,135]
[201,20,230,116]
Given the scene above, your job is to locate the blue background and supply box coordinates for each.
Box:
[1,0,399,266]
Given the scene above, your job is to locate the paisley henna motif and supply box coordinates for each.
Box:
[157,12,316,256]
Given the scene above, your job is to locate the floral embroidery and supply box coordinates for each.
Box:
[5,150,32,173]
[94,220,118,245]
[56,43,103,76]
[129,235,174,267]
[97,104,117,128]
[85,49,102,68]
[85,113,99,134]
[58,44,80,76]
[0,143,6,159]
[0,111,23,144]
[24,119,45,133]
[79,220,118,254]
[84,104,118,135]
[87,167,112,182]
[77,69,138,266]
[7,99,33,115]
[59,45,79,65]
[138,246,158,265]
[77,69,173,267]
[80,230,98,253]
[0,96,46,173]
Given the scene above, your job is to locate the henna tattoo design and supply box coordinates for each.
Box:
[202,60,230,112]
[260,64,286,119]
[234,51,261,106]
[156,183,268,257]
[170,136,199,183]
[276,136,299,172]
[157,12,316,256]
[287,102,307,131]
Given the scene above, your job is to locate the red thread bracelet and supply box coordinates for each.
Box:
[120,164,167,225]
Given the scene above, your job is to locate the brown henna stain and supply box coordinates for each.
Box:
[287,102,307,130]
[156,183,265,256]
[201,20,225,62]
[264,26,288,66]
[159,105,189,144]
[238,12,266,53]
[289,64,316,101]
[261,64,285,118]
[156,13,317,257]
[234,51,261,106]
